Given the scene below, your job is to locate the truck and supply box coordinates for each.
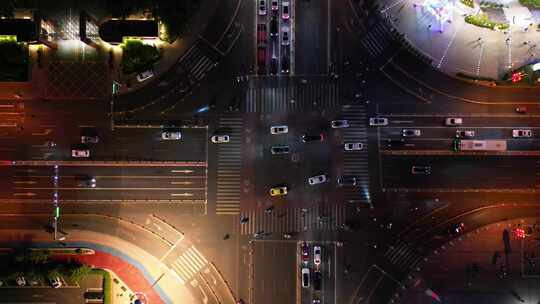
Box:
[454,139,507,151]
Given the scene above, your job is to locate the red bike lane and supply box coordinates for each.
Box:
[52,251,164,304]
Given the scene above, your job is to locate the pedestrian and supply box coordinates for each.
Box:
[223,234,230,240]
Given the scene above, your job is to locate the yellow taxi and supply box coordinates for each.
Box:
[269,186,288,197]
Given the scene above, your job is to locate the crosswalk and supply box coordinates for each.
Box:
[239,205,346,235]
[177,40,221,82]
[245,77,341,113]
[167,245,209,285]
[359,20,396,59]
[341,105,371,203]
[384,239,425,275]
[216,116,243,215]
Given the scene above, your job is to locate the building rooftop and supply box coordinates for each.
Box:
[98,19,158,43]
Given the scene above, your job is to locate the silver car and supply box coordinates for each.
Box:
[270,125,288,134]
[331,120,349,128]
[308,174,327,185]
[402,129,421,137]
[369,117,388,126]
[162,131,181,140]
[344,143,363,151]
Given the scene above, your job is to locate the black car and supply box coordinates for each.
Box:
[270,58,278,75]
[313,271,322,291]
[337,175,358,186]
[270,17,278,37]
[386,138,405,148]
[271,146,290,154]
[302,134,324,143]
[281,56,289,74]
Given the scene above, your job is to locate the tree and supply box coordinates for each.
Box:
[69,264,91,282]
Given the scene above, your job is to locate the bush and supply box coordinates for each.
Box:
[461,0,474,8]
[519,0,540,7]
[0,40,29,81]
[121,40,161,74]
[90,269,112,304]
[465,13,509,30]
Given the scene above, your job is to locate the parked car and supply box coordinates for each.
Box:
[257,47,267,67]
[270,57,278,75]
[282,1,290,19]
[271,0,279,10]
[72,149,90,158]
[270,17,278,37]
[313,245,321,266]
[50,276,62,288]
[257,24,267,47]
[81,135,99,144]
[281,56,290,74]
[455,130,475,138]
[258,0,267,15]
[515,106,527,114]
[337,175,358,186]
[270,125,288,134]
[445,117,463,126]
[402,129,421,137]
[344,142,363,151]
[271,146,290,154]
[281,26,290,46]
[16,276,26,286]
[45,141,56,147]
[411,166,431,175]
[313,271,322,291]
[161,131,181,140]
[270,186,288,196]
[308,174,327,185]
[136,69,154,82]
[331,120,349,128]
[369,117,388,126]
[512,129,532,138]
[301,267,310,288]
[302,134,324,143]
[301,242,309,262]
[211,134,230,143]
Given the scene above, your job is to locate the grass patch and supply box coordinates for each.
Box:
[465,13,509,30]
[0,40,28,82]
[89,269,112,304]
[121,40,161,74]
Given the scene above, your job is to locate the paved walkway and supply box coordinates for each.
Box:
[401,218,540,303]
[377,0,540,79]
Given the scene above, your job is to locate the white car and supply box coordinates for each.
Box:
[331,120,349,128]
[456,130,475,138]
[445,117,463,126]
[72,149,90,158]
[512,129,532,138]
[402,129,421,137]
[50,277,62,288]
[161,131,181,140]
[369,117,388,126]
[211,134,230,143]
[308,174,327,185]
[282,1,290,19]
[259,0,267,15]
[281,26,290,46]
[136,69,154,82]
[313,246,321,266]
[16,276,26,286]
[344,142,363,151]
[301,267,310,288]
[270,125,288,134]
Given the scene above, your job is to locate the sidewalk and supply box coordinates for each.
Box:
[402,218,540,303]
[0,229,197,304]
